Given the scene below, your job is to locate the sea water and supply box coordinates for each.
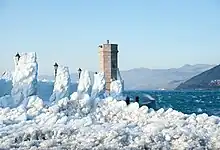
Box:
[125,90,220,116]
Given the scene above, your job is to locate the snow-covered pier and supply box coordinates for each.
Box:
[0,52,220,149]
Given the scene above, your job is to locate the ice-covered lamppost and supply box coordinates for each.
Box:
[78,68,82,79]
[15,52,21,65]
[54,62,58,78]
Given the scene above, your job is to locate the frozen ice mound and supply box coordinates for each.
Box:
[91,72,106,99]
[70,70,92,110]
[11,52,38,107]
[0,52,39,108]
[0,95,220,149]
[77,70,91,94]
[110,79,124,100]
[0,54,220,149]
[0,95,14,107]
[90,72,106,110]
[49,66,71,102]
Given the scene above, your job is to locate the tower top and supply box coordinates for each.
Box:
[99,40,118,53]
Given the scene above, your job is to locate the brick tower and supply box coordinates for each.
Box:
[98,40,119,91]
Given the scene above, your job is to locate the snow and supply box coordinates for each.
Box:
[70,70,92,110]
[0,96,220,149]
[0,95,14,108]
[49,66,71,102]
[90,72,106,109]
[0,53,220,149]
[11,52,38,107]
[91,72,106,99]
[110,80,124,100]
[77,70,91,94]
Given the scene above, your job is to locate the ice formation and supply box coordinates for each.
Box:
[110,79,124,99]
[11,52,38,107]
[0,53,38,108]
[90,72,106,110]
[77,70,91,94]
[1,53,220,149]
[49,66,71,102]
[71,70,91,100]
[0,95,14,108]
[70,70,92,112]
[91,72,106,99]
[0,95,220,149]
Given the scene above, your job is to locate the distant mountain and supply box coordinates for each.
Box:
[176,64,220,90]
[5,64,212,90]
[120,64,215,90]
[39,64,214,90]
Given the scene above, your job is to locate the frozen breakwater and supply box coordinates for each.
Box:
[0,52,220,149]
[1,98,220,149]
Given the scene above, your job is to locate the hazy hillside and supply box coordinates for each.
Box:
[120,64,215,90]
[176,64,220,90]
[35,64,215,90]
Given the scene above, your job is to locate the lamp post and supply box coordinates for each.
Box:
[15,53,20,65]
[54,63,58,77]
[78,68,82,79]
[15,53,21,60]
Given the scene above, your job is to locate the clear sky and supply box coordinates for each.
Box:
[0,0,219,75]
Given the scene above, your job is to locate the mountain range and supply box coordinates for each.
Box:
[37,64,215,90]
[120,64,215,90]
[176,64,220,90]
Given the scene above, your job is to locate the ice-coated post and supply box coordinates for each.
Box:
[54,62,58,77]
[15,52,21,65]
[78,68,82,79]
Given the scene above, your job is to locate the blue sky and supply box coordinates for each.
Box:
[0,0,219,75]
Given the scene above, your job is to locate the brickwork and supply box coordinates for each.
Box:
[98,41,118,91]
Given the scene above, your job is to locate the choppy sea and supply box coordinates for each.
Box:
[125,90,220,116]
